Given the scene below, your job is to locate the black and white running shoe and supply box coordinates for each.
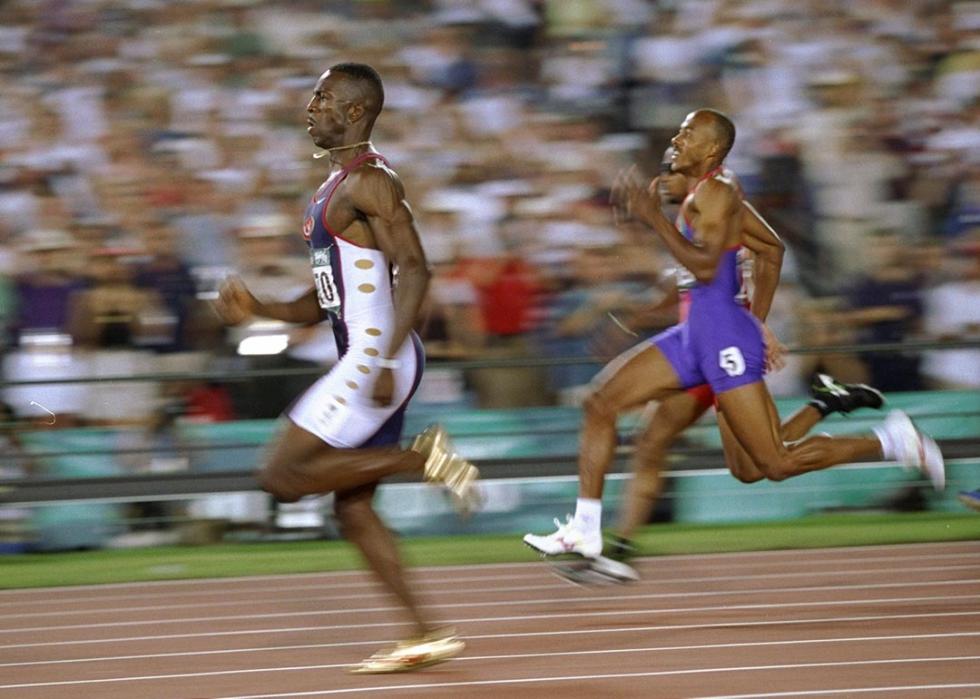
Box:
[809,373,885,417]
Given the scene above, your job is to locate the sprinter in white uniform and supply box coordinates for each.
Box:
[214,63,476,674]
[287,147,425,448]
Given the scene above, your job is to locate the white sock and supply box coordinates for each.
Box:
[872,424,895,460]
[573,498,602,534]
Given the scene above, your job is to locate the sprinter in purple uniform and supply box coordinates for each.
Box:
[524,109,945,560]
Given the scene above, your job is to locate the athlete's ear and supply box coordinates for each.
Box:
[707,143,726,166]
[347,102,365,124]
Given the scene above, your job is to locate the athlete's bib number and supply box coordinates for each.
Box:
[719,346,745,377]
[311,248,340,313]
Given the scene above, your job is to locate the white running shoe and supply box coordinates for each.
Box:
[349,629,465,674]
[877,410,945,491]
[523,516,603,558]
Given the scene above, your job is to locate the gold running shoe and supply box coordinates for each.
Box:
[349,629,465,674]
[444,453,482,515]
[411,423,453,476]
[411,424,481,515]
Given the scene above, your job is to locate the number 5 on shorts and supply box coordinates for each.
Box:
[719,346,745,377]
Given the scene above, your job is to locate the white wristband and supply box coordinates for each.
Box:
[374,357,401,370]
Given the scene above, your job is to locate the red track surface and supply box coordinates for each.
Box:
[1,541,979,698]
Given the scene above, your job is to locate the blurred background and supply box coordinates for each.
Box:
[0,0,977,554]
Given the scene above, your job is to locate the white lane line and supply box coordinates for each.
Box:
[2,541,975,600]
[0,662,353,689]
[3,546,976,609]
[1,639,978,691]
[1,630,976,671]
[205,657,980,698]
[2,607,977,652]
[5,563,979,621]
[4,584,977,635]
[699,684,980,698]
[0,575,499,609]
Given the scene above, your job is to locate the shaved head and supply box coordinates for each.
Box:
[694,109,736,161]
[306,63,386,148]
[670,108,737,175]
[328,62,384,122]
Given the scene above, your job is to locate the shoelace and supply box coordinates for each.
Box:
[551,515,575,537]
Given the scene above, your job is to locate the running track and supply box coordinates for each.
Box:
[1,541,978,698]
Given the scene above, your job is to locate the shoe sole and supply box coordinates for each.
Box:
[523,538,600,559]
[853,384,885,410]
[590,555,640,581]
[551,556,638,587]
[349,655,457,674]
[349,641,465,674]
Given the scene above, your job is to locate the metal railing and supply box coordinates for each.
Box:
[3,440,978,506]
[1,338,977,387]
[1,339,976,507]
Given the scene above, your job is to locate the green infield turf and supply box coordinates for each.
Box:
[1,512,977,589]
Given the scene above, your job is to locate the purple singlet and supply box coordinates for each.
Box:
[651,172,765,395]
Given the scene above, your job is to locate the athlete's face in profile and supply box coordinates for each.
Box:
[306,71,354,148]
[670,113,717,174]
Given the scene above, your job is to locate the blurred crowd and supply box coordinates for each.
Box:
[1,0,978,429]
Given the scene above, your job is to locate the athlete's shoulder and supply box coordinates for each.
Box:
[348,156,408,215]
[695,174,739,200]
[719,167,743,194]
[351,152,393,174]
[348,155,399,189]
[350,159,403,197]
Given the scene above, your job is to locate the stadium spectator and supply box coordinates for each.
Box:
[11,229,86,344]
[0,0,972,410]
[846,229,926,392]
[922,242,980,390]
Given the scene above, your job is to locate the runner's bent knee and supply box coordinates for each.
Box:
[756,455,794,481]
[583,389,619,421]
[729,461,765,484]
[257,464,304,503]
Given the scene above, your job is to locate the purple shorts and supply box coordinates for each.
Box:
[652,302,765,395]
